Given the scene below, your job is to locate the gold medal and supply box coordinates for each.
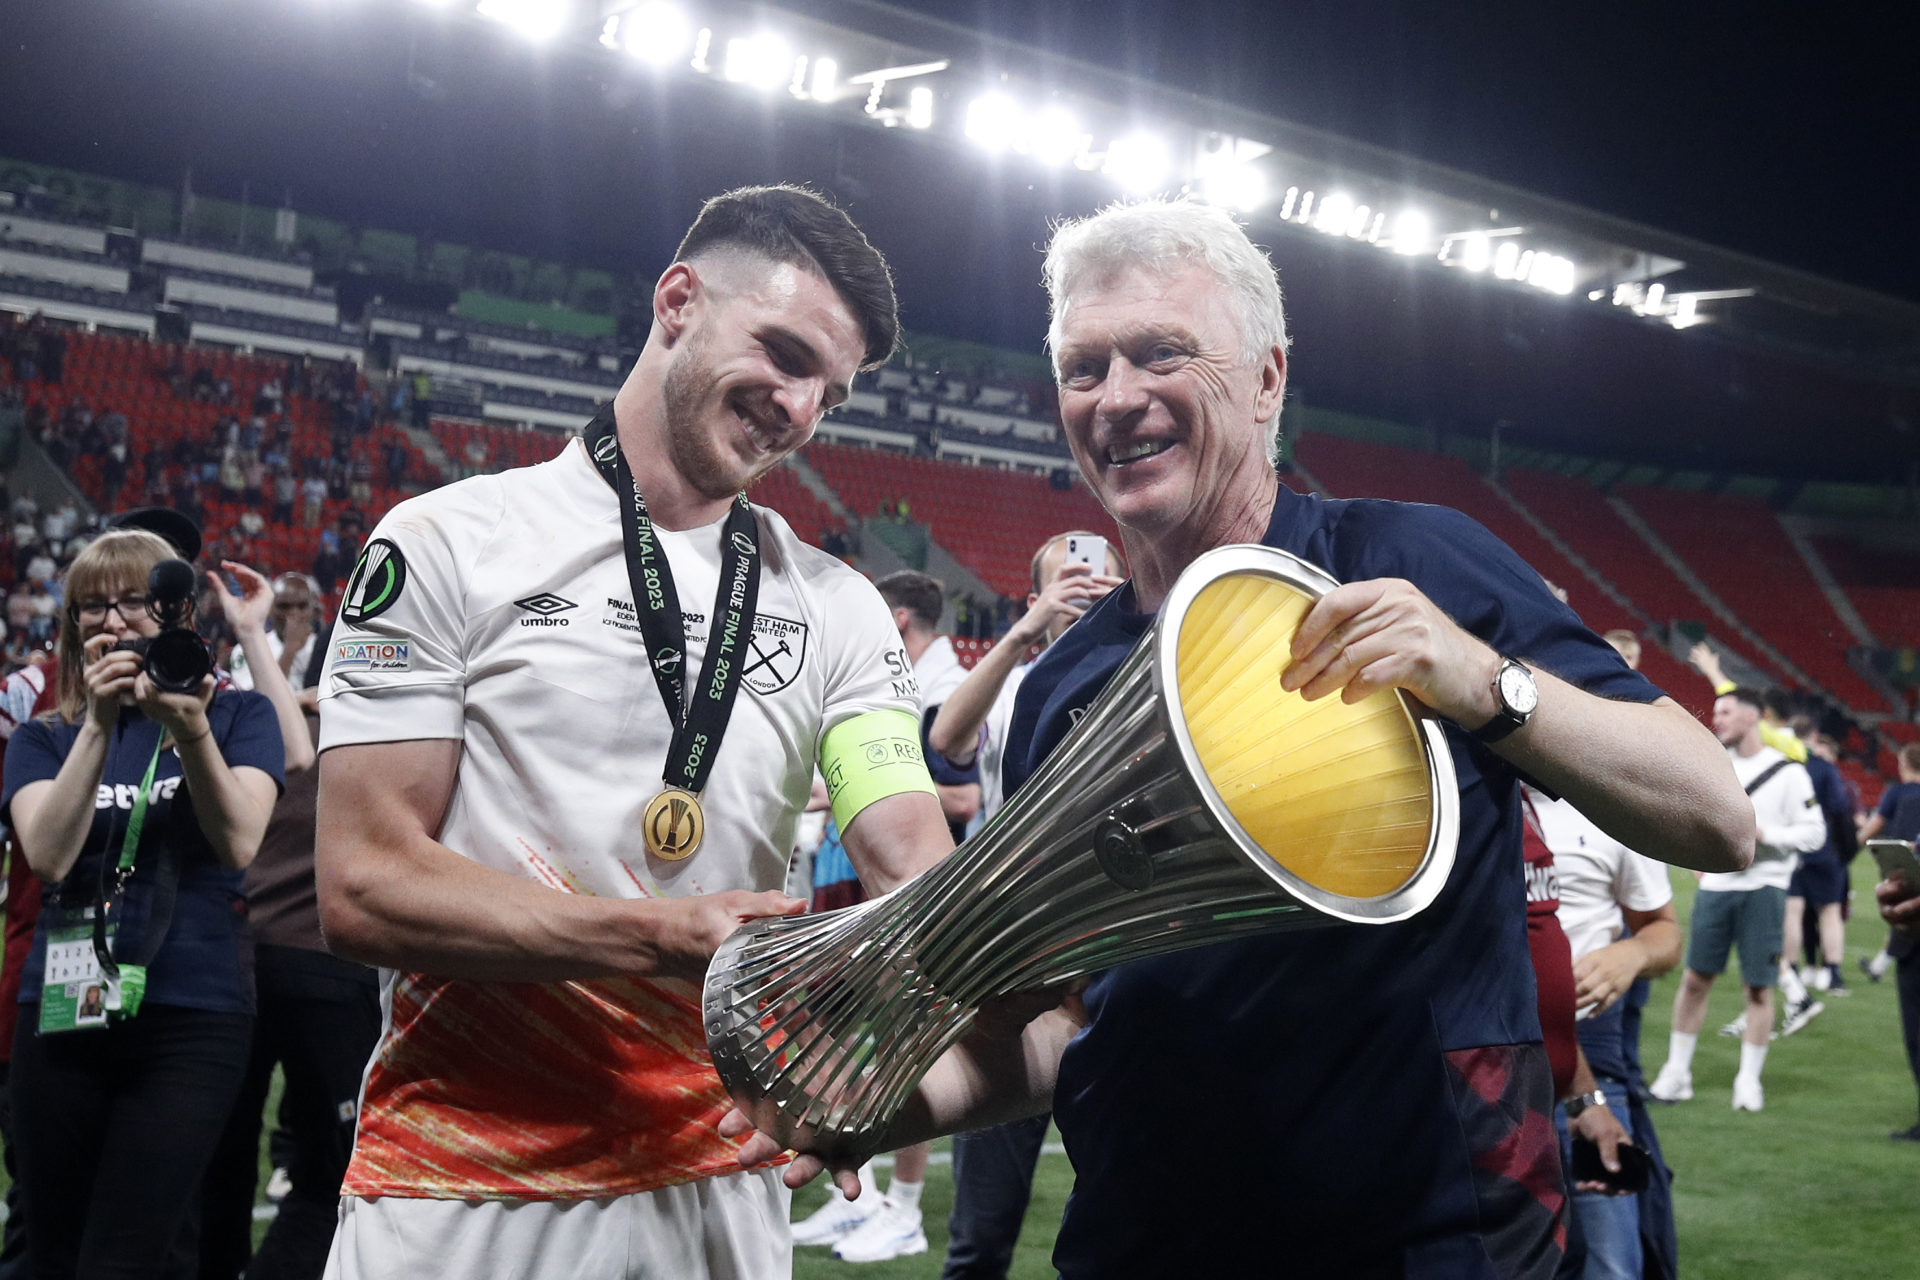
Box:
[644,787,705,861]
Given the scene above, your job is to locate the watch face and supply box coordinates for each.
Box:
[1500,663,1539,716]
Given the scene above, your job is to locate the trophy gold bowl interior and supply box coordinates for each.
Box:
[1173,569,1437,899]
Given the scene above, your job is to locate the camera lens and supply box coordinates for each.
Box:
[142,630,213,695]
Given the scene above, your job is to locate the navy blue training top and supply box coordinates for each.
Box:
[1879,781,1920,842]
[1004,489,1664,1277]
[2,690,286,1015]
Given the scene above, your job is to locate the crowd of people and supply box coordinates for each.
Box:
[0,186,1911,1280]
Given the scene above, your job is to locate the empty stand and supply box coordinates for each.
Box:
[802,439,1118,598]
[748,464,846,550]
[1814,536,1920,649]
[1618,486,1884,711]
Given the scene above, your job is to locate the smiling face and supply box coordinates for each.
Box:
[660,257,865,500]
[1053,264,1282,541]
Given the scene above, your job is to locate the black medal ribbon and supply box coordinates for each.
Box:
[585,408,760,795]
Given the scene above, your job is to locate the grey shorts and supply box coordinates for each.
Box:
[1687,886,1787,989]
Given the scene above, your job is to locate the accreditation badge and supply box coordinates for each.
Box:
[37,906,146,1034]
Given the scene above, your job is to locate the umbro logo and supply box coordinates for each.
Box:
[516,593,577,627]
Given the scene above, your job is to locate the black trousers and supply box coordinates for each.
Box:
[1897,943,1920,1120]
[940,1114,1052,1280]
[10,1004,252,1280]
[198,948,380,1280]
[1,1060,29,1280]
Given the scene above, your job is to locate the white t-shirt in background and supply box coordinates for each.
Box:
[1526,787,1673,962]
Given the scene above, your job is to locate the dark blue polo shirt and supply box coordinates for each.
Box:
[3,689,286,1015]
[1004,489,1663,1279]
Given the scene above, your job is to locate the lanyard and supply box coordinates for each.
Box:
[584,408,761,796]
[93,736,164,977]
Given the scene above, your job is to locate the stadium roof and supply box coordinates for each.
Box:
[1,0,1915,481]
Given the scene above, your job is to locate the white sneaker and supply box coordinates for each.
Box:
[1717,1012,1746,1038]
[831,1196,928,1263]
[1648,1062,1693,1103]
[1807,966,1832,992]
[1780,996,1825,1037]
[1732,1075,1765,1112]
[791,1190,882,1247]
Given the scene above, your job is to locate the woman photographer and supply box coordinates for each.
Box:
[1,528,284,1277]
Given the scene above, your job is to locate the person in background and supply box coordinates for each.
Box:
[793,570,977,1264]
[229,574,323,697]
[1860,743,1920,1139]
[2,530,285,1277]
[1650,688,1824,1111]
[924,531,1121,1280]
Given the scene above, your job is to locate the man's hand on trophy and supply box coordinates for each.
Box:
[650,891,805,981]
[1282,577,1502,728]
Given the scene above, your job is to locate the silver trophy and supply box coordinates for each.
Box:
[703,545,1460,1160]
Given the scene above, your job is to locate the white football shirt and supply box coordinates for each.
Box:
[318,439,918,1201]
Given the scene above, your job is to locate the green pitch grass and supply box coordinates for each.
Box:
[4,863,1907,1277]
[791,858,1918,1279]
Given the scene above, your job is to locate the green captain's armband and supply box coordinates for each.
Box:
[819,709,939,833]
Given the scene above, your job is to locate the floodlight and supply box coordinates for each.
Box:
[725,33,794,90]
[1644,282,1665,310]
[1458,233,1492,272]
[965,93,1022,153]
[1346,203,1372,238]
[1312,192,1353,236]
[1200,162,1267,212]
[1527,253,1576,296]
[810,57,839,100]
[1104,133,1172,193]
[1390,209,1431,255]
[1493,240,1521,279]
[1027,105,1088,167]
[476,0,569,43]
[907,86,934,129]
[620,1,692,66]
[1671,295,1700,327]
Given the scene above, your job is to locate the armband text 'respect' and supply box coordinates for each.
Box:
[819,709,938,833]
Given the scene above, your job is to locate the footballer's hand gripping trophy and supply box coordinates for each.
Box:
[703,545,1460,1161]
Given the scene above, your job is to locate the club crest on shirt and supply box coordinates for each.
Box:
[742,615,808,696]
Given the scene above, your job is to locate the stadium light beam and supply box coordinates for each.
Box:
[1104,132,1172,194]
[619,1,692,66]
[1026,105,1088,167]
[476,0,570,43]
[1312,192,1354,236]
[907,86,934,129]
[965,92,1022,153]
[809,56,839,101]
[725,33,794,90]
[1390,209,1432,255]
[1459,233,1492,272]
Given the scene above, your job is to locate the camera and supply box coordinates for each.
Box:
[113,558,213,695]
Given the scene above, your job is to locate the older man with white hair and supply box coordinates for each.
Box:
[728,200,1753,1279]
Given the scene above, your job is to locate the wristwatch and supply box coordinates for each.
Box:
[1473,657,1538,743]
[1564,1089,1608,1120]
